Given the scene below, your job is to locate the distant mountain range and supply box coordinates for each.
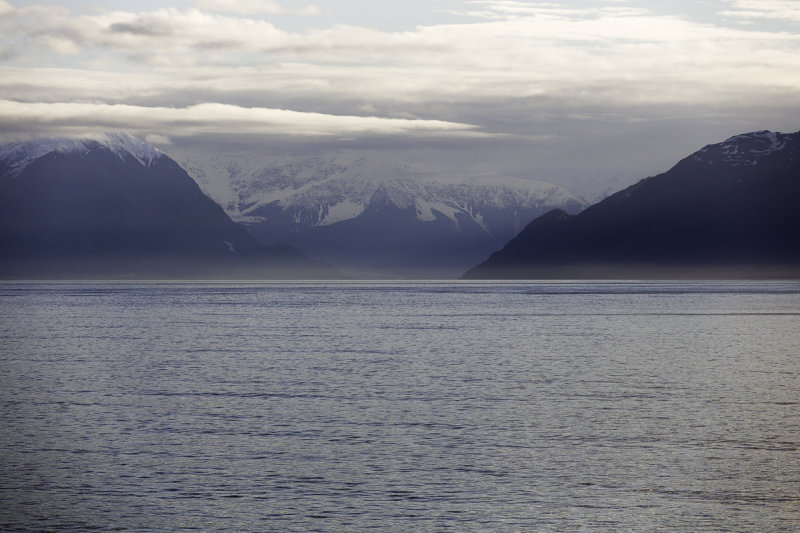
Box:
[0,134,341,279]
[463,130,800,279]
[5,129,796,280]
[182,153,588,278]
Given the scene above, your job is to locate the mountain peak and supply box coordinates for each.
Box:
[0,132,163,177]
[0,135,341,279]
[464,128,800,279]
[692,129,796,167]
[90,133,163,167]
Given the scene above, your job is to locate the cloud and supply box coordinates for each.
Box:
[1,6,438,67]
[0,6,294,65]
[195,0,322,16]
[463,1,647,21]
[145,133,172,145]
[0,1,797,146]
[92,8,293,58]
[11,3,794,80]
[0,100,485,142]
[721,0,800,23]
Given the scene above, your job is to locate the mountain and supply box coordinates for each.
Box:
[463,130,800,279]
[181,152,588,278]
[0,134,341,279]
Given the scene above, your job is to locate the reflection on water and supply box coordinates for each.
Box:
[1,281,798,531]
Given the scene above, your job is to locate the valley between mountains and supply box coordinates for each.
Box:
[1,130,797,279]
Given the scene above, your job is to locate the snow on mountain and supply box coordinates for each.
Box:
[692,130,792,166]
[180,150,587,240]
[0,132,162,177]
[93,132,163,167]
[182,151,402,223]
[177,150,589,277]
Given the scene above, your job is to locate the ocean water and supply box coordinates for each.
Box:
[0,280,798,532]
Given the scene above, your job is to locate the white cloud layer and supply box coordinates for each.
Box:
[0,100,483,141]
[2,2,797,101]
[194,0,322,16]
[722,0,800,23]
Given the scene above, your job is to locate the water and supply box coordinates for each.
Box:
[0,281,798,531]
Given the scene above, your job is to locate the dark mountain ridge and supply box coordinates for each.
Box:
[463,130,800,279]
[0,134,341,279]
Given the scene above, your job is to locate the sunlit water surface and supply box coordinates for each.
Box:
[1,281,798,531]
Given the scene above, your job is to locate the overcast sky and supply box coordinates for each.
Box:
[1,0,799,198]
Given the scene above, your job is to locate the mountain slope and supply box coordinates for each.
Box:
[182,152,588,278]
[0,134,341,279]
[463,130,800,279]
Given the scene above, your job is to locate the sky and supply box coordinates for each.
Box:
[1,0,799,198]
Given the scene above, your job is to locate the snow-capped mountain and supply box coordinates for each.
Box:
[0,134,340,279]
[0,133,163,177]
[464,129,800,279]
[691,130,794,166]
[181,151,588,277]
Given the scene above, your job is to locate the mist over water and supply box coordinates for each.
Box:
[1,281,798,531]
